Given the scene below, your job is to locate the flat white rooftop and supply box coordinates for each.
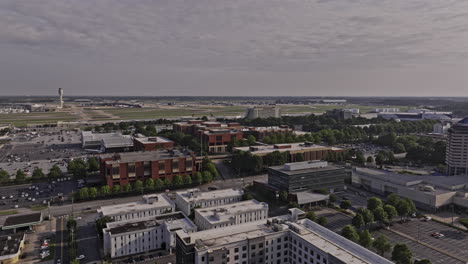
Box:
[98,194,173,217]
[234,142,341,155]
[134,136,172,144]
[177,216,392,264]
[176,188,243,203]
[195,200,268,224]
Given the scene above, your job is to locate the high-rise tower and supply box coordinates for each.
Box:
[58,88,64,108]
[446,117,468,176]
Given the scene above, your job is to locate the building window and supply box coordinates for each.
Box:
[144,161,151,176]
[185,159,193,172]
[159,161,165,174]
[172,159,179,173]
[128,163,136,177]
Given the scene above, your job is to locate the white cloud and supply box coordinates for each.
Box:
[0,0,467,95]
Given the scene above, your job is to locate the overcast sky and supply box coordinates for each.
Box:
[1,0,467,97]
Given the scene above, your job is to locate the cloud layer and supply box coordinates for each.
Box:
[0,0,467,96]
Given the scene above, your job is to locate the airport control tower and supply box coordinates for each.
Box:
[58,88,64,108]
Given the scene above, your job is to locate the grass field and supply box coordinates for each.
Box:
[0,210,18,216]
[0,104,408,126]
[0,112,79,127]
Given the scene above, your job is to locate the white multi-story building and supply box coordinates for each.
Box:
[98,194,175,221]
[103,211,197,259]
[194,200,268,230]
[433,122,451,134]
[176,209,392,264]
[175,188,244,216]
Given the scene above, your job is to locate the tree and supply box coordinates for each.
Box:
[144,178,155,190]
[87,157,100,172]
[95,216,113,237]
[367,197,383,211]
[352,214,365,229]
[306,211,316,221]
[340,200,352,210]
[203,171,213,183]
[341,225,359,242]
[68,158,87,178]
[404,198,417,215]
[246,135,256,145]
[393,143,406,154]
[373,207,388,225]
[0,169,9,184]
[164,178,172,188]
[359,230,373,248]
[173,175,184,187]
[392,243,413,264]
[183,175,193,185]
[295,153,304,162]
[134,180,144,192]
[100,185,111,196]
[357,208,374,226]
[89,187,98,199]
[386,193,400,207]
[205,163,219,178]
[279,191,289,203]
[396,199,410,220]
[355,152,366,165]
[242,193,254,201]
[329,194,337,204]
[316,216,328,226]
[112,185,121,194]
[366,156,374,163]
[32,168,45,180]
[48,165,62,179]
[79,187,90,200]
[373,235,392,256]
[194,172,203,185]
[384,204,398,222]
[123,183,132,193]
[15,169,26,183]
[154,178,164,190]
[375,153,385,166]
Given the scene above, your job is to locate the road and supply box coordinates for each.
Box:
[56,215,68,263]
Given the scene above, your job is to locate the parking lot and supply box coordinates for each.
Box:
[314,208,466,264]
[76,211,101,264]
[0,179,77,210]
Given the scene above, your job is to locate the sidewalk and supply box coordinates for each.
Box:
[426,212,467,231]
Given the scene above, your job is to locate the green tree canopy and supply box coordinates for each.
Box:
[359,230,373,248]
[306,211,316,221]
[316,216,328,226]
[0,169,9,184]
[341,225,359,242]
[79,187,89,200]
[100,185,111,196]
[32,168,45,179]
[173,175,184,187]
[48,165,62,179]
[340,200,352,210]
[87,157,100,172]
[202,171,213,183]
[154,178,164,190]
[183,175,193,185]
[367,197,383,211]
[392,243,413,264]
[144,178,155,190]
[352,214,365,229]
[15,169,26,183]
[373,235,392,256]
[384,204,398,222]
[89,187,98,199]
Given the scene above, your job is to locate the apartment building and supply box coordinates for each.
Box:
[174,188,244,216]
[194,200,268,230]
[100,149,196,187]
[447,117,468,176]
[103,211,197,259]
[175,209,392,264]
[97,194,175,221]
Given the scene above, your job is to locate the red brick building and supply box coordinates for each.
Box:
[133,136,175,151]
[100,150,197,187]
[201,129,243,153]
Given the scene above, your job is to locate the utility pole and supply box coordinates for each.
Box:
[48,202,52,233]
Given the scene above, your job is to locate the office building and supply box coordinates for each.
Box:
[234,142,342,162]
[378,110,452,122]
[242,126,293,140]
[268,161,347,193]
[133,136,175,151]
[194,200,268,230]
[324,109,353,120]
[0,234,25,264]
[175,209,392,264]
[100,149,196,187]
[81,131,134,152]
[433,122,451,134]
[352,167,468,211]
[447,118,468,176]
[246,106,281,119]
[174,188,244,216]
[202,129,243,153]
[98,194,175,221]
[103,211,197,259]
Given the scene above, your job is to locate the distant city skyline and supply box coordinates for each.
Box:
[1,0,467,96]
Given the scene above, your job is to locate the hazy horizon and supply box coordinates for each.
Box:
[1,0,467,96]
